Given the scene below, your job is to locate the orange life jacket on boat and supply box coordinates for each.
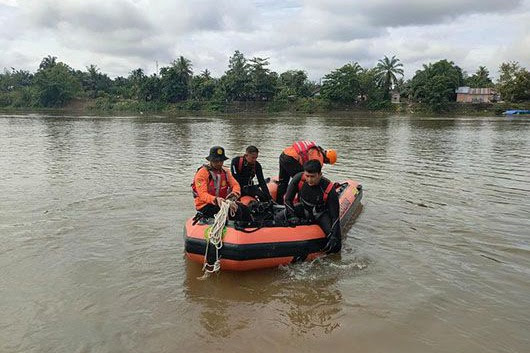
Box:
[283,141,324,166]
[191,165,231,199]
[292,141,317,164]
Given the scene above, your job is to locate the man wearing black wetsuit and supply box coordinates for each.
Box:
[275,159,341,253]
[231,145,272,202]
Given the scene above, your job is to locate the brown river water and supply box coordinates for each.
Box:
[0,113,529,353]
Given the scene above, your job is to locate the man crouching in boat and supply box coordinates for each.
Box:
[275,159,341,253]
[192,146,251,221]
[230,145,272,202]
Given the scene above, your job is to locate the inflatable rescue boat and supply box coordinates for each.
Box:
[184,180,362,271]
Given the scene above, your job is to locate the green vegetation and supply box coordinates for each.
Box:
[375,55,404,100]
[465,66,494,88]
[0,53,528,114]
[407,59,464,112]
[497,62,530,103]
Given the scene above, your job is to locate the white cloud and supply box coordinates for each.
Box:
[353,0,522,26]
[0,0,18,6]
[0,0,528,81]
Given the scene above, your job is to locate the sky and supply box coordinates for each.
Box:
[0,0,529,80]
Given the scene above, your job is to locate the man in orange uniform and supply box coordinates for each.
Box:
[276,141,337,204]
[192,146,250,221]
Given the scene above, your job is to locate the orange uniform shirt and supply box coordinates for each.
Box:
[283,146,324,166]
[193,166,241,210]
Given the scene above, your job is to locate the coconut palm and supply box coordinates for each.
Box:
[201,69,211,80]
[375,55,404,98]
[173,56,193,80]
[465,66,494,87]
[476,66,489,80]
[158,56,193,102]
[39,55,57,70]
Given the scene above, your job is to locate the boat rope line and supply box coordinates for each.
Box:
[198,199,236,279]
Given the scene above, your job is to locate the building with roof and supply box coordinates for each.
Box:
[456,87,498,103]
[391,91,401,104]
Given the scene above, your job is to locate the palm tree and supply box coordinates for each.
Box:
[173,56,193,80]
[86,64,100,75]
[347,62,363,75]
[476,66,490,81]
[128,68,145,82]
[375,55,404,98]
[201,69,211,80]
[465,66,494,88]
[39,55,57,70]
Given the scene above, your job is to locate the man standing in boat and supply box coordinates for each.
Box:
[276,141,337,204]
[192,146,251,221]
[276,159,342,253]
[230,145,272,202]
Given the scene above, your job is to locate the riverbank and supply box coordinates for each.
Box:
[1,97,528,116]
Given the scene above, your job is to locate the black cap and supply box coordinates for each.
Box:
[206,146,229,161]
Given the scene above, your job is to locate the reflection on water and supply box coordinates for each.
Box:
[182,255,372,347]
[182,257,369,339]
[0,113,529,353]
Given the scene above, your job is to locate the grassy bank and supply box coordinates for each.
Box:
[1,97,528,116]
[82,96,335,114]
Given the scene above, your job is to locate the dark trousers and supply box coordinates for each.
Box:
[276,153,303,204]
[242,185,270,202]
[198,202,251,222]
[274,204,340,239]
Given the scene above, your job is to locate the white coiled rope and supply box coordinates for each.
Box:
[198,199,236,279]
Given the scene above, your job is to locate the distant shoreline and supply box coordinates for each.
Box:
[0,103,530,117]
[1,98,528,117]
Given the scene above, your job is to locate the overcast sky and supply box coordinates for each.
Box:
[1,0,529,80]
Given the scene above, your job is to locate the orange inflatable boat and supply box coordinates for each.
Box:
[184,180,363,271]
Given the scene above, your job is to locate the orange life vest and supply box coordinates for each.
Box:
[292,141,316,164]
[191,166,231,199]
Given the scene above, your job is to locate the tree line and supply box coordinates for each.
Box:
[0,51,529,112]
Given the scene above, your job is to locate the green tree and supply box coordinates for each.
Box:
[39,55,57,70]
[510,70,530,102]
[33,60,81,107]
[0,68,33,91]
[497,61,530,102]
[138,74,161,102]
[408,59,464,111]
[498,62,520,85]
[127,68,146,100]
[201,69,211,80]
[375,55,404,99]
[191,69,217,101]
[220,50,251,101]
[175,56,193,77]
[0,69,34,107]
[160,56,193,102]
[359,68,387,108]
[394,77,405,94]
[79,64,113,98]
[110,76,129,97]
[248,57,277,101]
[278,70,313,98]
[321,62,363,103]
[465,66,494,88]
